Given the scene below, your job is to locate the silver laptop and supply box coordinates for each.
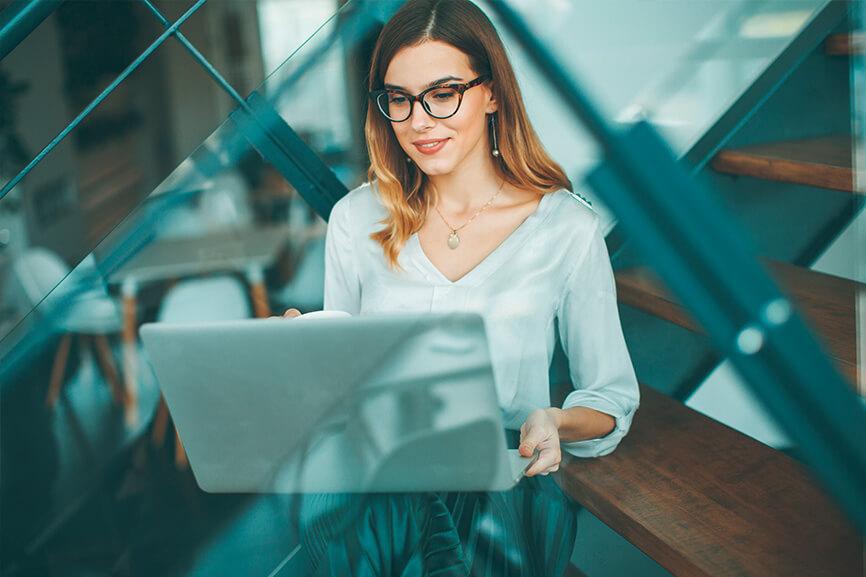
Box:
[139,312,534,493]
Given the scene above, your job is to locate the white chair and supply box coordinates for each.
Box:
[153,205,209,240]
[157,275,252,324]
[9,248,124,407]
[152,275,252,467]
[199,170,254,231]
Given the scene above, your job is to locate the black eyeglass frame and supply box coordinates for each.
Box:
[369,74,492,122]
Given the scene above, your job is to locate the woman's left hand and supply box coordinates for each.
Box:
[519,408,562,476]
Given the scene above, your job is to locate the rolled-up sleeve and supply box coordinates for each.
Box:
[556,215,640,458]
[323,194,361,315]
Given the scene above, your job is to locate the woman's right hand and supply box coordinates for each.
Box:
[275,308,302,319]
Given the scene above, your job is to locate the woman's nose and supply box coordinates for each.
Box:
[410,101,435,132]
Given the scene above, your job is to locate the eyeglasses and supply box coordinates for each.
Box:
[369,74,491,122]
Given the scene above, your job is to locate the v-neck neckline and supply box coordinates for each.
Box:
[408,189,563,286]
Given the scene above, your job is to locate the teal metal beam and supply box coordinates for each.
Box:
[230,92,346,220]
[138,0,247,109]
[0,0,62,60]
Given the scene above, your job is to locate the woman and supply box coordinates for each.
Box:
[283,0,640,574]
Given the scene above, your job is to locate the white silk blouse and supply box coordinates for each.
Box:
[322,180,640,458]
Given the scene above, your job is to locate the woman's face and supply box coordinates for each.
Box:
[382,40,496,176]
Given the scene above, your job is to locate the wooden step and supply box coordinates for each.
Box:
[615,261,861,387]
[558,384,862,577]
[711,136,855,193]
[825,33,865,56]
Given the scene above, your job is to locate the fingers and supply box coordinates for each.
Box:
[520,413,561,476]
[519,425,546,457]
[519,423,529,455]
[524,446,561,477]
[283,308,302,318]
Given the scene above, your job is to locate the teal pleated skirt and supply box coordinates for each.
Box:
[286,431,580,576]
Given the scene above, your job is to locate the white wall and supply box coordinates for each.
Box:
[257,0,351,152]
[813,206,866,284]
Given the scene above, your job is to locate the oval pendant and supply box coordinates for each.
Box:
[447,232,460,249]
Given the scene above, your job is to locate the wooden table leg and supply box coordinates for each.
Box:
[93,334,124,405]
[151,395,169,446]
[249,281,271,318]
[247,265,271,318]
[150,396,188,470]
[122,280,139,426]
[174,427,188,470]
[46,334,73,408]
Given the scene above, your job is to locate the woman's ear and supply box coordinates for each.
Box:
[485,82,498,114]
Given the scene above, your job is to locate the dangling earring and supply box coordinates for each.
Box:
[406,156,413,164]
[490,114,500,157]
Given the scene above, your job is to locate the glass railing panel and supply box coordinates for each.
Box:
[0,124,285,576]
[0,0,275,334]
[0,0,171,166]
[1,2,281,569]
[0,0,283,341]
[597,0,856,416]
[2,0,862,574]
[1,42,188,345]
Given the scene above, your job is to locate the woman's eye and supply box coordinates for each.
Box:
[432,90,456,100]
[389,94,407,104]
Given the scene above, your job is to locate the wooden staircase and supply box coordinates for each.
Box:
[711,136,855,194]
[825,32,865,56]
[560,386,861,577]
[615,261,862,388]
[558,25,864,577]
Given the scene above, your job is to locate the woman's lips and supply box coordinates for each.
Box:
[413,138,449,155]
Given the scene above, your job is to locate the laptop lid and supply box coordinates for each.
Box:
[139,312,526,493]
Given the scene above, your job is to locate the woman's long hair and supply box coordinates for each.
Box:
[365,0,572,271]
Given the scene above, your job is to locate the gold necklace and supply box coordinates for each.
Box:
[431,179,506,250]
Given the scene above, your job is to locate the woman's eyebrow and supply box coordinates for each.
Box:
[383,75,463,91]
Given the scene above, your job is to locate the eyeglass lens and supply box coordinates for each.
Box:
[377,86,461,121]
